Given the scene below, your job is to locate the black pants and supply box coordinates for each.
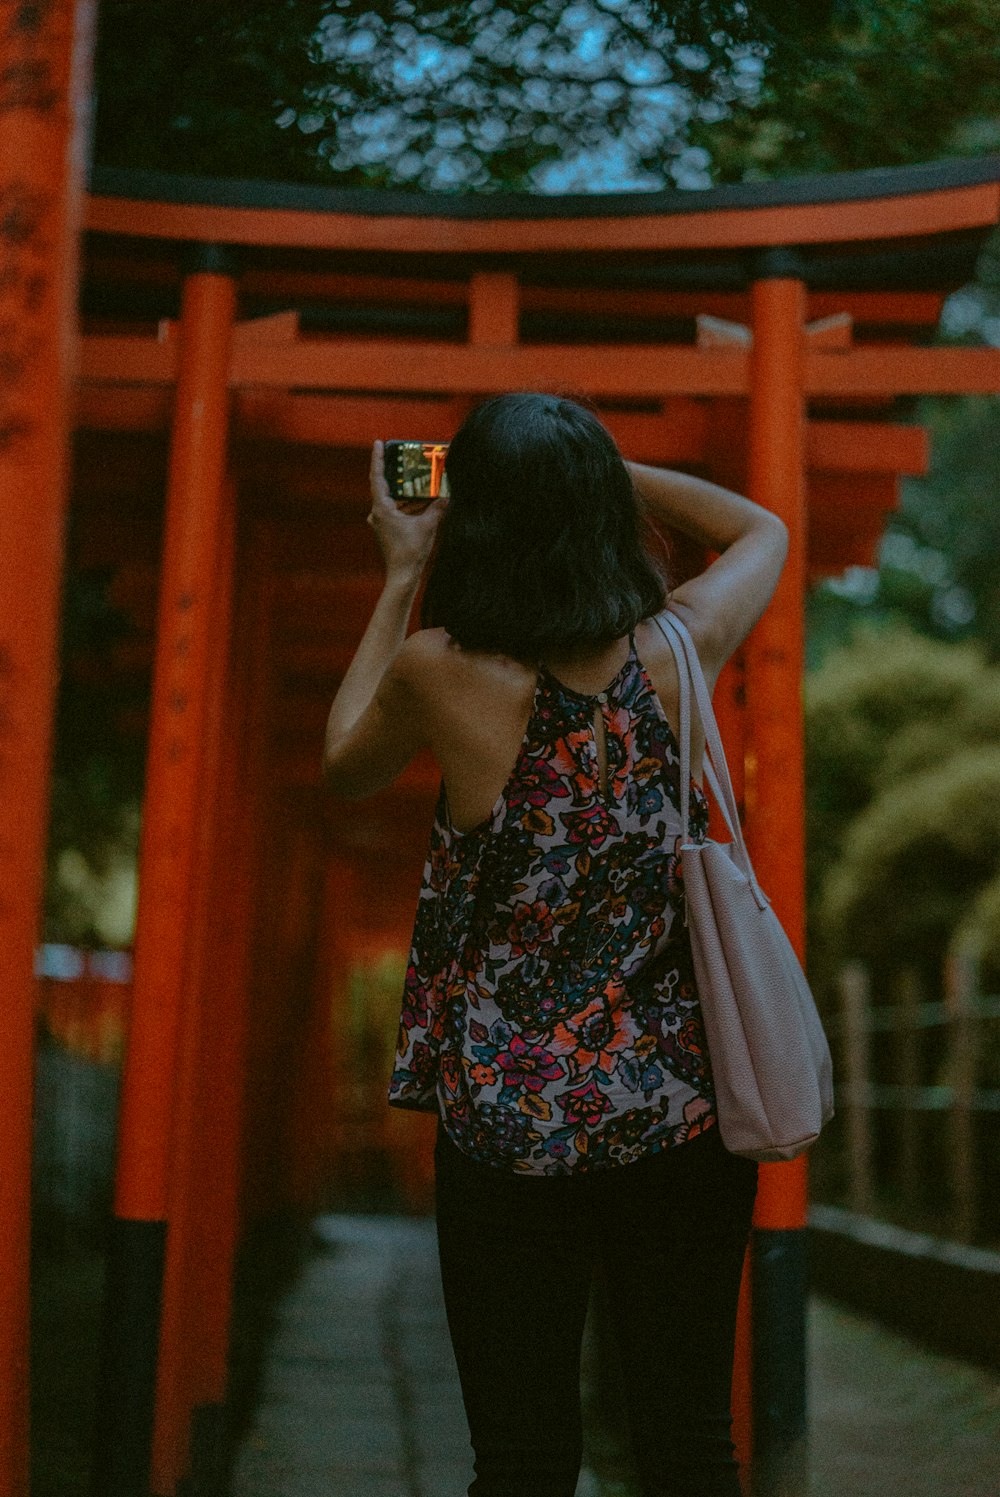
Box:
[433,1117,759,1497]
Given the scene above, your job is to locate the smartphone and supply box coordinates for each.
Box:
[383,440,450,503]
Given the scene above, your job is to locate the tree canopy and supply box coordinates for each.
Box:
[93,1,1000,191]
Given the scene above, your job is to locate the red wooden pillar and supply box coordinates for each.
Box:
[319,855,361,1189]
[288,861,340,1214]
[744,260,810,1497]
[92,248,236,1497]
[150,472,237,1494]
[269,819,327,1212]
[238,767,290,1224]
[231,548,280,1232]
[185,522,274,1438]
[0,3,95,1492]
[239,770,327,1220]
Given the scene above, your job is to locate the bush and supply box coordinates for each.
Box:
[818,746,1000,971]
[805,620,987,900]
[805,621,1000,994]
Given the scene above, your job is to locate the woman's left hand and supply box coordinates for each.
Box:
[367,440,449,581]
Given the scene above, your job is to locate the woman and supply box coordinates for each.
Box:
[322,392,788,1497]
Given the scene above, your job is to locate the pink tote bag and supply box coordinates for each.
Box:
[655,607,835,1162]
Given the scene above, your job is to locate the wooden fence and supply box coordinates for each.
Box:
[829,941,1000,1244]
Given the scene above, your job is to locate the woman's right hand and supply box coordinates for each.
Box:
[367,440,449,583]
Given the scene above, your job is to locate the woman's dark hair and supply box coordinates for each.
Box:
[420,392,668,661]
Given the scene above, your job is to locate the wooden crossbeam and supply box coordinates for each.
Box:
[79,334,1000,398]
[806,345,1000,396]
[80,334,752,392]
[83,335,178,382]
[230,340,750,395]
[75,384,172,430]
[808,471,902,573]
[809,472,900,513]
[73,385,930,472]
[236,392,464,446]
[76,384,713,462]
[81,253,949,327]
[696,316,751,349]
[806,421,927,474]
[233,309,301,344]
[85,181,1000,254]
[699,309,853,352]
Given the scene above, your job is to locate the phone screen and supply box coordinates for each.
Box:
[384,441,450,502]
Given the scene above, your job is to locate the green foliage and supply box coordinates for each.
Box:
[805,620,1000,993]
[805,621,987,898]
[93,1,335,181]
[92,0,1000,191]
[818,746,1000,969]
[703,0,1000,180]
[894,398,1000,662]
[956,869,1000,980]
[881,674,1000,782]
[808,395,1000,672]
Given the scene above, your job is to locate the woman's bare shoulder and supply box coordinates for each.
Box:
[395,626,452,672]
[396,628,533,701]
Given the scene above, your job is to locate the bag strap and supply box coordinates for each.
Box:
[653,608,770,910]
[656,609,693,834]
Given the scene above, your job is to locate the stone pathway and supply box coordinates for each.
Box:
[229,1213,599,1497]
[806,1296,1000,1497]
[231,1215,465,1497]
[229,1212,1000,1497]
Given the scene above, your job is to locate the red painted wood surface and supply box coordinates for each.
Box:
[86,181,1000,252]
[78,328,1000,398]
[0,3,95,1492]
[79,252,949,329]
[745,278,811,1245]
[113,269,236,1222]
[151,474,236,1492]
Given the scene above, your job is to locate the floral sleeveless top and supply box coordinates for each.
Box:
[387,626,719,1175]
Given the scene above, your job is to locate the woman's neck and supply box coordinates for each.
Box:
[539,634,630,689]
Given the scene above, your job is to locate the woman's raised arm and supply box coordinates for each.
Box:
[321,442,448,799]
[627,461,788,681]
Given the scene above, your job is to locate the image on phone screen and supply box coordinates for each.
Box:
[384,441,450,502]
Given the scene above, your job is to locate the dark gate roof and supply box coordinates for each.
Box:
[87,155,1000,294]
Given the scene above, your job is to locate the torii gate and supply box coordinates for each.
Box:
[5,8,1000,1495]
